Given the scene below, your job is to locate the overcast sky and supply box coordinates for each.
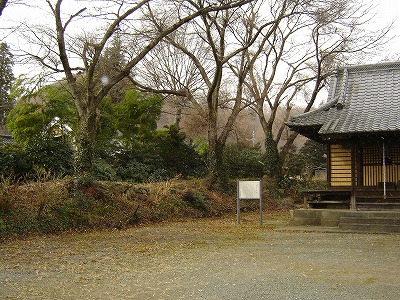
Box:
[314,0,400,61]
[1,0,400,76]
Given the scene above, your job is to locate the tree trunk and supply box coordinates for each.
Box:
[279,78,324,170]
[279,131,298,173]
[175,107,182,128]
[74,108,98,174]
[206,105,227,189]
[264,126,282,180]
[0,0,7,16]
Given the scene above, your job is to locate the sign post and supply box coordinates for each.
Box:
[237,180,262,225]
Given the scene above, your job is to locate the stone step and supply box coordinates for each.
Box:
[340,216,400,225]
[338,223,400,233]
[356,203,400,210]
[339,215,400,233]
[290,209,400,231]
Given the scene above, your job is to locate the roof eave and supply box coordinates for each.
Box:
[287,124,325,142]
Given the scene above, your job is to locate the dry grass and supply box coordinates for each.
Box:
[0,178,246,238]
[0,175,295,239]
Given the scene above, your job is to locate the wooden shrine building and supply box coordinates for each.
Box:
[286,62,400,210]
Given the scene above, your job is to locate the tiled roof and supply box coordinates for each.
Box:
[286,62,400,140]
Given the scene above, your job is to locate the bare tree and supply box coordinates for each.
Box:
[0,0,7,16]
[231,0,391,177]
[135,35,209,125]
[11,0,251,173]
[133,0,290,187]
[279,0,391,171]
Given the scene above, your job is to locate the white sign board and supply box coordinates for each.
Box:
[238,180,261,199]
[237,180,262,225]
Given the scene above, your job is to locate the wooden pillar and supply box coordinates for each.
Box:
[303,193,308,209]
[350,144,357,210]
[327,143,331,188]
[383,141,387,200]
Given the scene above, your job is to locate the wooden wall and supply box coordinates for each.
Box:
[329,142,400,188]
[330,144,352,186]
[362,143,400,186]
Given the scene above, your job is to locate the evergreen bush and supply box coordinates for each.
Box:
[0,136,73,181]
[222,143,264,179]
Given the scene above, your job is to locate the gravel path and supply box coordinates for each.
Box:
[1,214,400,299]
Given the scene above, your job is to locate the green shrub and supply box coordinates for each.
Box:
[264,176,326,205]
[0,143,31,179]
[154,126,206,178]
[0,137,73,181]
[182,190,209,211]
[222,143,264,179]
[117,160,153,182]
[113,126,205,182]
[25,136,74,176]
[93,158,118,181]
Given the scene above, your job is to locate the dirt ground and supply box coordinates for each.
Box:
[1,212,400,299]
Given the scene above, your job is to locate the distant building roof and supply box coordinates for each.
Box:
[286,61,400,141]
[0,134,13,145]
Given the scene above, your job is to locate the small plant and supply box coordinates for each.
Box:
[75,171,95,187]
[93,158,118,181]
[67,171,95,195]
[182,190,209,211]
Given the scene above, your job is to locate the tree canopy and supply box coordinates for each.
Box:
[0,42,14,127]
[2,0,393,185]
[6,84,75,143]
